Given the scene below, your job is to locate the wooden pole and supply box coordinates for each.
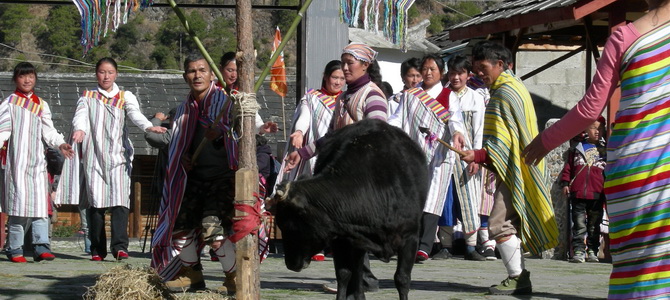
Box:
[133,182,142,238]
[236,1,259,299]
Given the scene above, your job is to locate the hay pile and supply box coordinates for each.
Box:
[83,265,175,300]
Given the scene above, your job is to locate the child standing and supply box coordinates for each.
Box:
[0,62,74,263]
[560,118,606,263]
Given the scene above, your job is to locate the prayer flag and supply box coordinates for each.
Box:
[270,26,288,97]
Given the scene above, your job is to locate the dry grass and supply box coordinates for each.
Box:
[83,265,175,300]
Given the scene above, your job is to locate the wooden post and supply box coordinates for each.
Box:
[133,182,142,238]
[0,213,6,249]
[235,1,260,299]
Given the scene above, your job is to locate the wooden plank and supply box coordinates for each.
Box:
[572,0,618,20]
[133,182,142,238]
[0,213,5,249]
[450,6,575,40]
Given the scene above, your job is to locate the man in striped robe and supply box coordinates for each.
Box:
[462,41,559,295]
[151,54,239,293]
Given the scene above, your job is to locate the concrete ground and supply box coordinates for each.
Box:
[0,238,611,299]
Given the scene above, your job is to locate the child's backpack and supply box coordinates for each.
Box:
[265,155,281,195]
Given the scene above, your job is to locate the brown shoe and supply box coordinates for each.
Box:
[217,272,237,295]
[165,265,206,292]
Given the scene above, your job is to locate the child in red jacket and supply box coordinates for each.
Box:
[560,117,606,263]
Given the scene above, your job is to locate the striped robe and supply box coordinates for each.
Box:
[484,71,558,255]
[276,89,335,185]
[151,83,238,280]
[447,87,485,233]
[55,84,152,208]
[605,23,670,300]
[389,88,457,216]
[0,94,65,217]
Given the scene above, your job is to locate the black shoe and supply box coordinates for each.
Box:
[465,250,486,261]
[431,248,452,260]
[481,248,497,261]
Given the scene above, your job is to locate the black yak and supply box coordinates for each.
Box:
[274,119,429,300]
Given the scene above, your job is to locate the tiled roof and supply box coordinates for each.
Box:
[0,72,294,155]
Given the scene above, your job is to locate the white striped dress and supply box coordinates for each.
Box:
[388,86,464,217]
[276,89,336,185]
[0,93,65,217]
[56,83,152,208]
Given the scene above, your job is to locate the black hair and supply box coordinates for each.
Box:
[183,52,207,72]
[472,41,510,70]
[400,57,421,77]
[368,60,383,88]
[420,54,445,74]
[380,81,393,98]
[95,57,118,72]
[12,62,37,82]
[321,60,342,89]
[219,51,236,69]
[447,55,471,73]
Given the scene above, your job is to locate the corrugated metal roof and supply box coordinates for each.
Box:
[449,0,579,30]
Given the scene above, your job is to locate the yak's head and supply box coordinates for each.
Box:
[274,182,328,272]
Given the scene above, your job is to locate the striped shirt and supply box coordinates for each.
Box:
[0,94,65,217]
[298,74,387,159]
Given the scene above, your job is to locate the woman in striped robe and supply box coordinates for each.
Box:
[396,53,466,262]
[274,60,344,262]
[524,1,670,298]
[0,62,74,263]
[276,60,343,190]
[60,57,165,262]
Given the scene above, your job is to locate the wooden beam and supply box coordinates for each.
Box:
[572,0,618,20]
[450,5,575,40]
[520,46,585,81]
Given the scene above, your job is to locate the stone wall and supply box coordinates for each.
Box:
[0,72,297,156]
[543,118,570,260]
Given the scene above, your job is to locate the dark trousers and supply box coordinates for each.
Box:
[89,206,129,258]
[571,197,604,253]
[418,212,440,254]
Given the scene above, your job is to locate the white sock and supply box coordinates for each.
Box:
[465,231,477,247]
[497,235,524,277]
[214,238,237,273]
[173,230,199,267]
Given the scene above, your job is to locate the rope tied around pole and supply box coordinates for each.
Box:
[232,91,260,138]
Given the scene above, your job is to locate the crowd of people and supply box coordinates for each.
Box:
[2,2,670,296]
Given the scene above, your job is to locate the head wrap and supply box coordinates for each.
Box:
[342,42,378,63]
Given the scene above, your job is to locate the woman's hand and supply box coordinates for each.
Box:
[522,135,550,166]
[72,130,86,143]
[467,162,480,176]
[290,130,304,149]
[146,126,167,134]
[284,151,301,172]
[452,132,465,151]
